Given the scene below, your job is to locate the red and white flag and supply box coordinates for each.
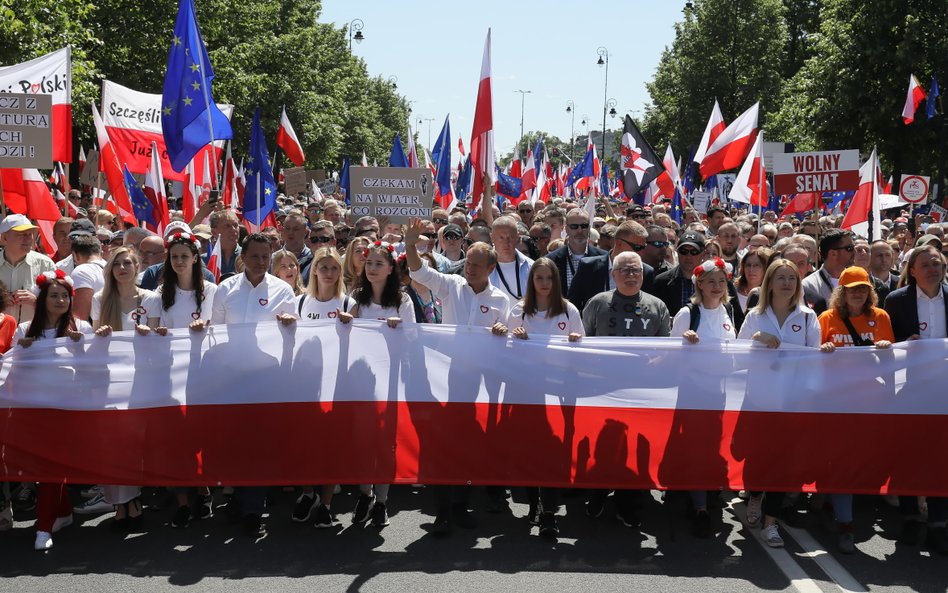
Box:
[144,141,169,235]
[0,168,62,254]
[406,121,419,169]
[361,151,368,167]
[650,143,680,201]
[78,144,86,176]
[200,153,213,207]
[902,75,926,124]
[699,102,759,178]
[206,237,222,283]
[841,147,882,240]
[0,48,71,162]
[275,106,306,167]
[221,141,238,210]
[182,159,197,223]
[458,137,466,157]
[728,131,767,207]
[91,103,136,224]
[469,29,495,209]
[519,149,537,202]
[508,143,522,177]
[693,99,726,165]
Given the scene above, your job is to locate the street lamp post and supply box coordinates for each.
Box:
[515,89,532,155]
[348,18,364,51]
[418,117,436,151]
[597,47,610,164]
[566,100,576,163]
[387,76,398,90]
[607,98,618,119]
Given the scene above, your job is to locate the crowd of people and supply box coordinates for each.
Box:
[1,185,947,555]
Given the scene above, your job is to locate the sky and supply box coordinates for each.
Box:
[319,0,686,165]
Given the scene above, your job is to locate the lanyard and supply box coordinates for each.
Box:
[495,253,523,299]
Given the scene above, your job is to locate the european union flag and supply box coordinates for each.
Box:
[339,156,351,206]
[927,76,940,119]
[566,145,594,187]
[242,107,277,226]
[434,119,453,198]
[389,134,409,168]
[161,0,232,173]
[124,165,155,226]
[599,164,610,197]
[495,165,523,200]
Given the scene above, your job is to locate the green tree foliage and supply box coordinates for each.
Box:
[0,0,409,170]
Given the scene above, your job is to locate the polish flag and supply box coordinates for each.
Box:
[693,99,726,165]
[234,159,245,210]
[841,147,882,240]
[0,48,71,162]
[91,103,136,224]
[361,152,368,167]
[699,102,759,178]
[780,192,819,217]
[310,179,324,202]
[57,189,80,218]
[508,143,522,177]
[458,137,466,157]
[650,144,680,201]
[144,141,169,235]
[275,106,306,167]
[469,29,494,209]
[406,122,419,169]
[0,168,62,254]
[78,144,86,176]
[902,75,926,124]
[728,131,767,207]
[532,160,549,204]
[200,153,212,207]
[221,141,238,209]
[206,237,222,283]
[519,149,537,201]
[182,159,197,223]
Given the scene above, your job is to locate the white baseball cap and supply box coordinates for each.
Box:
[0,214,38,234]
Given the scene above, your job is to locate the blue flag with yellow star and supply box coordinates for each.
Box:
[161,0,232,173]
[243,107,277,225]
[124,165,156,227]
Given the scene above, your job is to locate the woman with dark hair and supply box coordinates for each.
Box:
[817,265,894,554]
[349,241,415,528]
[153,231,217,528]
[735,249,768,313]
[12,270,90,550]
[396,252,442,324]
[342,236,371,291]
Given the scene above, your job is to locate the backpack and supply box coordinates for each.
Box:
[687,302,734,332]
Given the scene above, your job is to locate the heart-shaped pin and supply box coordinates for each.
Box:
[258,298,269,306]
[791,324,801,332]
[868,320,875,327]
[723,323,731,331]
[328,311,337,318]
[480,305,489,313]
[191,312,201,320]
[920,321,929,331]
[557,321,567,330]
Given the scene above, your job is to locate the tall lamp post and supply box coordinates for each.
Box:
[515,89,532,155]
[597,47,610,163]
[387,76,398,90]
[566,100,576,163]
[348,19,364,50]
[418,117,436,151]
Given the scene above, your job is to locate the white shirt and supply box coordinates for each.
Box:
[13,319,93,346]
[737,305,821,347]
[295,294,355,321]
[155,281,218,328]
[411,263,511,326]
[671,304,737,340]
[211,273,296,324]
[91,289,161,330]
[489,252,533,301]
[71,260,106,293]
[55,254,74,274]
[509,300,585,336]
[354,292,416,322]
[916,286,947,339]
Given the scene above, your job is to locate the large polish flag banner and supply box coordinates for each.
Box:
[101,79,233,182]
[0,47,71,162]
[1,323,947,494]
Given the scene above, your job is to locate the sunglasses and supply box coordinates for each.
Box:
[616,237,646,252]
[310,235,334,244]
[99,238,112,245]
[677,246,702,256]
[630,213,649,220]
[336,237,349,246]
[615,266,643,276]
[646,240,669,248]
[830,244,855,252]
[567,223,590,230]
[433,218,449,225]
[518,209,533,214]
[443,233,463,241]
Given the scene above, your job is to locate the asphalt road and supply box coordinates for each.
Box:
[2,486,945,593]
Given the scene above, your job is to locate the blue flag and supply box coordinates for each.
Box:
[566,145,594,187]
[670,187,684,224]
[433,117,453,198]
[599,163,610,197]
[431,117,449,170]
[389,134,408,168]
[161,0,232,173]
[455,155,472,202]
[532,136,544,174]
[339,156,351,206]
[242,107,277,226]
[927,76,940,119]
[124,165,155,226]
[681,147,697,195]
[495,165,523,200]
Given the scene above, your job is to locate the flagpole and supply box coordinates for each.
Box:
[757,131,765,232]
[191,6,220,193]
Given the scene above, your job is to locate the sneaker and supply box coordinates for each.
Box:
[451,503,477,529]
[80,485,104,499]
[34,531,53,551]
[761,523,784,548]
[244,514,266,538]
[197,493,214,520]
[51,514,73,533]
[693,510,712,539]
[746,495,763,526]
[171,505,191,529]
[313,504,334,529]
[14,484,36,511]
[926,526,948,556]
[353,494,375,524]
[292,492,318,523]
[73,492,112,515]
[838,531,856,554]
[370,502,390,527]
[527,502,541,525]
[585,496,605,519]
[538,511,559,538]
[0,503,13,531]
[432,509,451,536]
[899,519,924,546]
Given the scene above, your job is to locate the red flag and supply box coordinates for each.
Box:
[781,192,819,217]
[207,237,222,283]
[0,168,62,254]
[902,75,926,124]
[699,103,759,178]
[728,131,767,207]
[275,106,306,166]
[458,137,466,157]
[841,147,881,239]
[91,103,136,224]
[469,29,494,209]
[519,149,536,200]
[693,99,726,165]
[508,143,522,178]
[182,159,196,223]
[78,144,86,177]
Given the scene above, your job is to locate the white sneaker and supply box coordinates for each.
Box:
[51,514,73,533]
[746,495,763,526]
[761,523,784,548]
[73,492,112,515]
[80,485,104,499]
[34,531,53,551]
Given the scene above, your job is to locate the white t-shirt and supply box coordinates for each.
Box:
[353,292,416,322]
[91,289,161,330]
[671,303,736,341]
[155,281,218,328]
[295,294,356,321]
[13,319,93,345]
[71,260,106,293]
[508,300,585,336]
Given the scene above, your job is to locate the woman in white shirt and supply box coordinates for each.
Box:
[508,257,582,538]
[152,231,217,528]
[349,241,415,529]
[13,270,91,550]
[736,259,820,549]
[91,247,160,532]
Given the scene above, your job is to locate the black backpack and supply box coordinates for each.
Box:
[686,302,735,332]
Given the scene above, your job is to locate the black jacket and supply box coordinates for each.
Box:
[546,243,608,293]
[568,254,654,313]
[883,283,948,342]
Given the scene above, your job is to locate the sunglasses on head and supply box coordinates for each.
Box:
[677,246,702,256]
[567,223,590,230]
[310,235,333,244]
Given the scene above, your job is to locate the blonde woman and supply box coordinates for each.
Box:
[271,249,304,295]
[342,236,371,291]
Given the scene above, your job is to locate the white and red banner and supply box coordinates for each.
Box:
[1,322,947,494]
[0,48,71,162]
[469,29,494,209]
[101,80,233,182]
[772,149,860,195]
